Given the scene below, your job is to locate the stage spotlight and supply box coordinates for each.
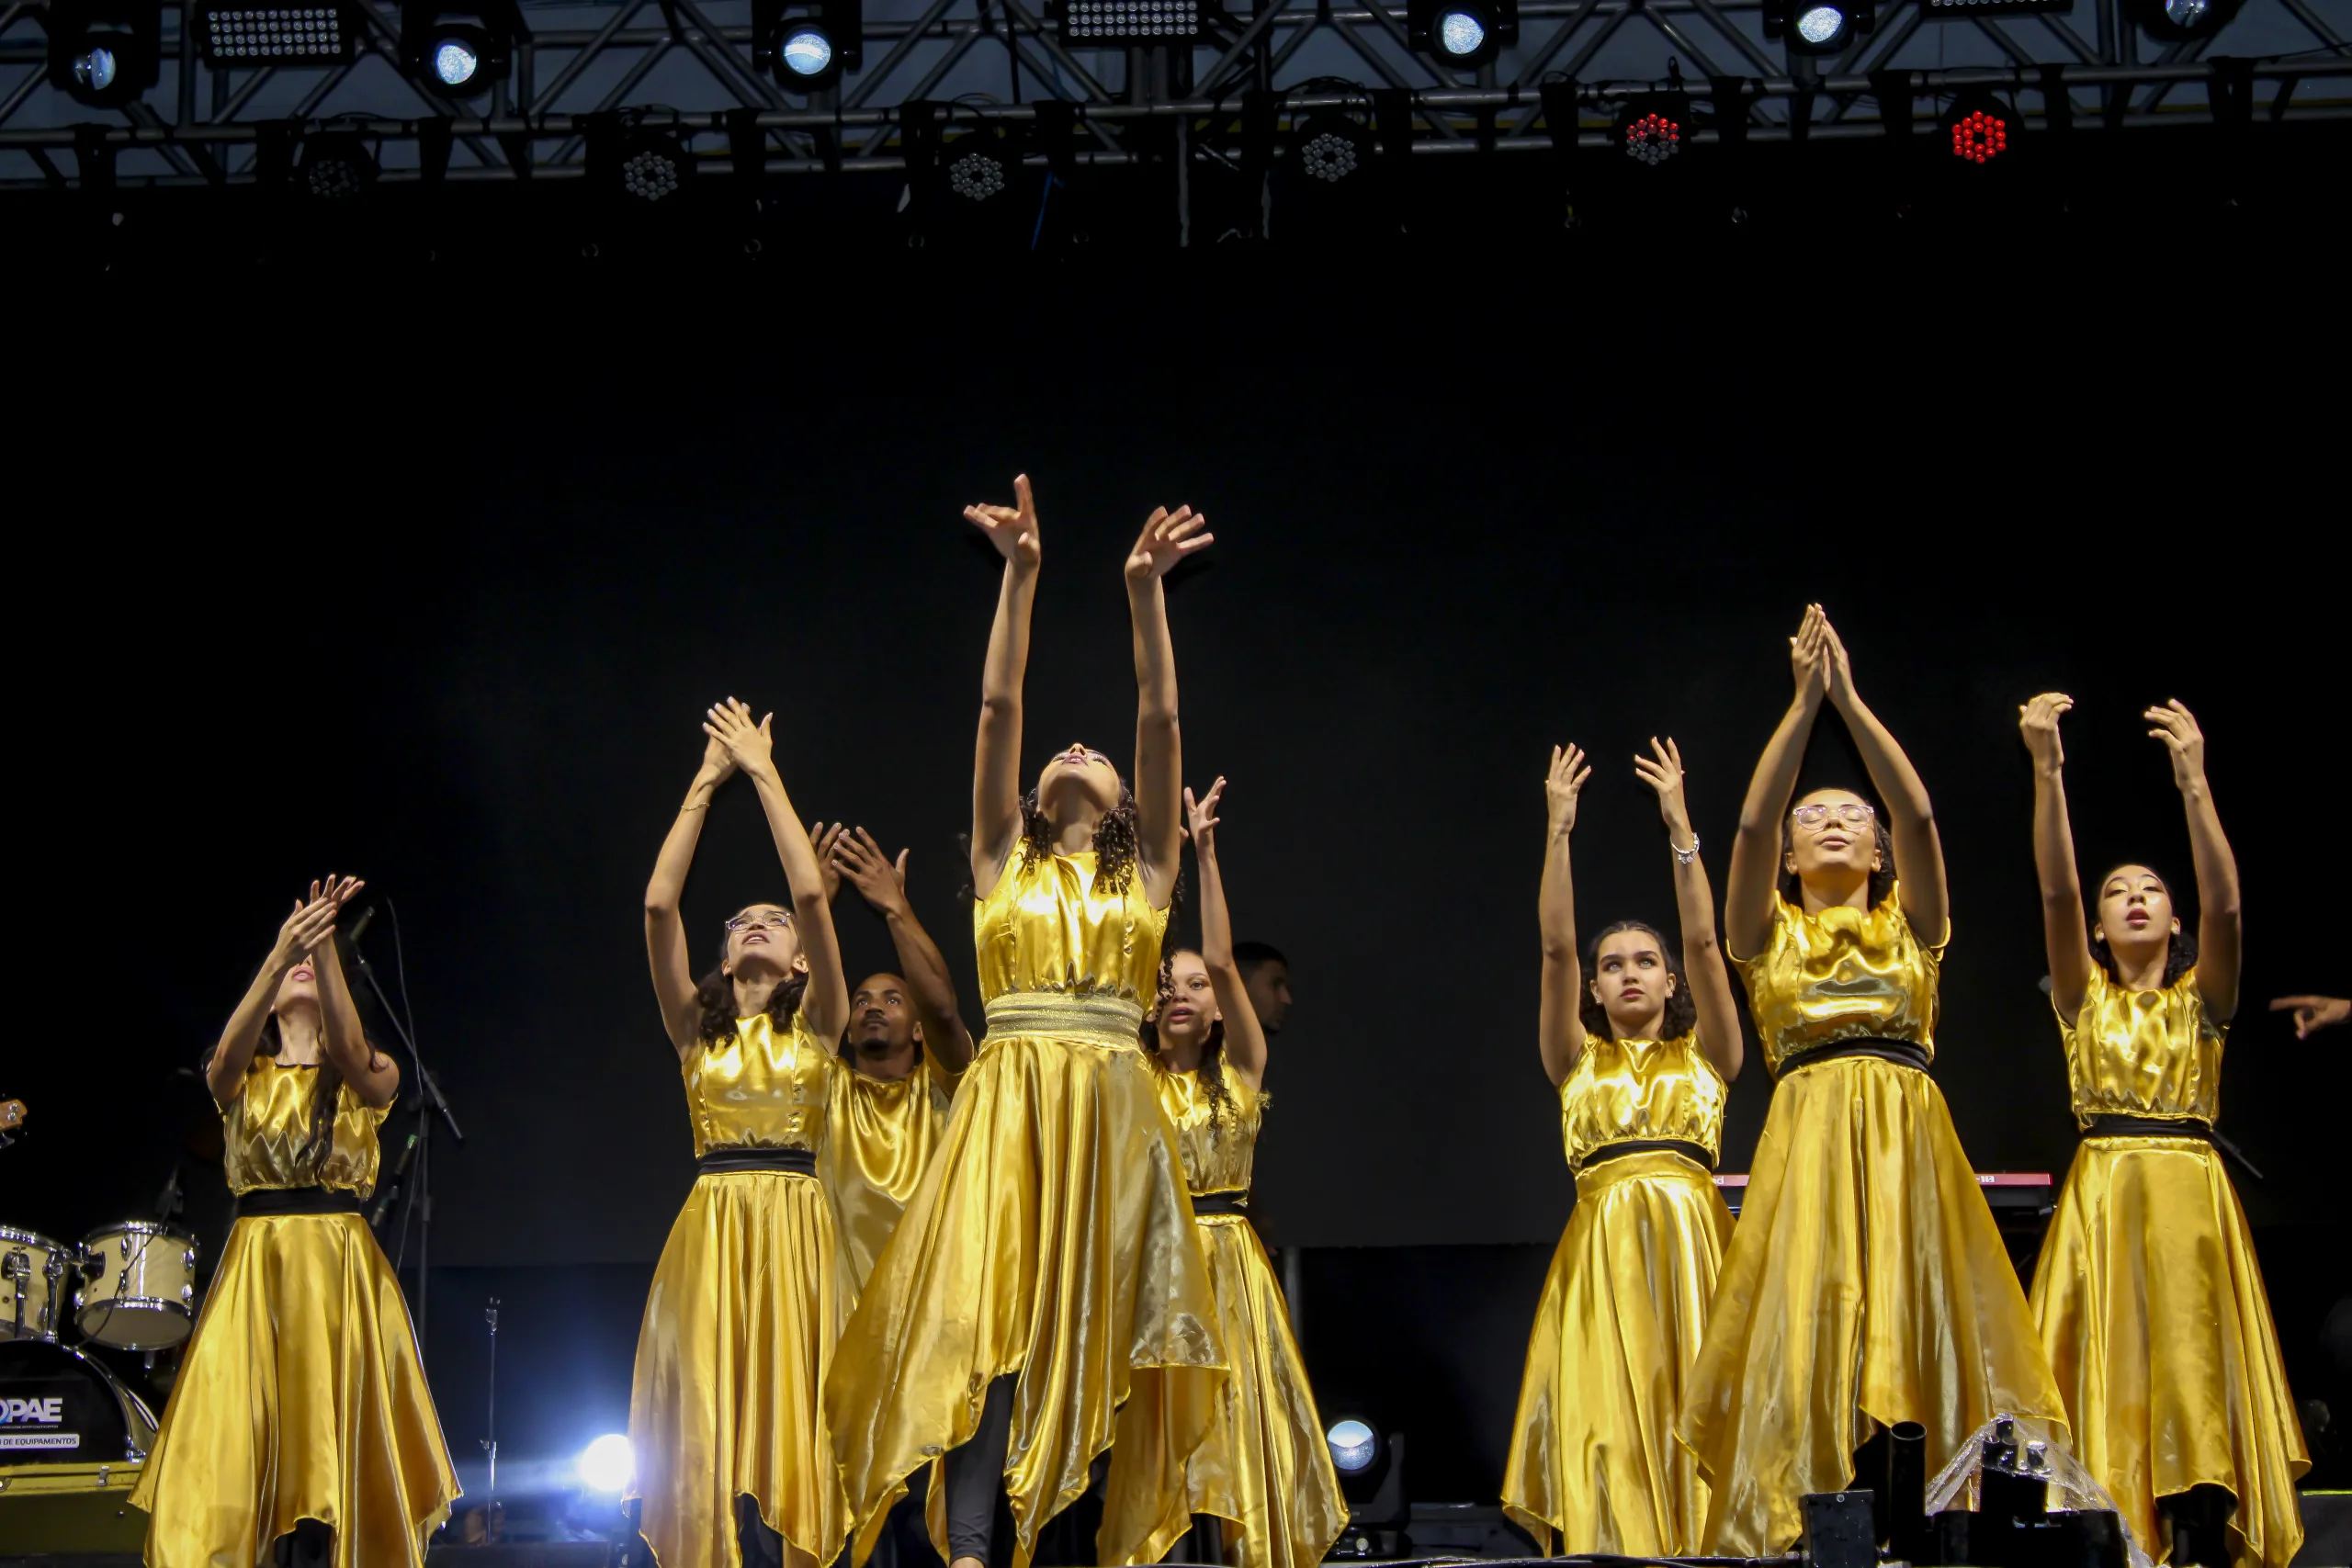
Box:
[2123,0,2239,39]
[577,1433,633,1494]
[400,0,523,100]
[1327,1417,1380,1473]
[46,0,161,108]
[195,3,354,62]
[618,128,694,201]
[1407,0,1516,66]
[1614,92,1690,165]
[753,0,863,87]
[1046,0,1204,43]
[942,126,1012,202]
[1292,107,1373,185]
[1943,89,2014,163]
[300,130,379,197]
[1762,0,1873,52]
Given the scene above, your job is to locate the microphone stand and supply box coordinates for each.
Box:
[348,924,462,1364]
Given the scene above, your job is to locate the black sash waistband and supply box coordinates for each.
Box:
[1577,1138,1718,1174]
[236,1186,364,1217]
[1772,1037,1930,1082]
[2085,1114,2265,1181]
[1190,1190,1250,1217]
[697,1147,817,1177]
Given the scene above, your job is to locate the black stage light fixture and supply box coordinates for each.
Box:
[400,0,523,99]
[1941,87,2017,164]
[753,0,862,87]
[1046,0,1203,45]
[47,0,162,108]
[613,124,696,202]
[299,128,379,197]
[1920,0,2066,16]
[939,121,1013,203]
[1408,0,1517,67]
[195,2,356,62]
[1762,0,1874,53]
[1614,89,1691,165]
[1291,104,1374,186]
[2124,0,2241,40]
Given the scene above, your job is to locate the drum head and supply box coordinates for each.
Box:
[0,1339,160,1463]
[76,1298,193,1351]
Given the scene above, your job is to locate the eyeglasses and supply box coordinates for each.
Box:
[725,909,794,932]
[1791,802,1876,828]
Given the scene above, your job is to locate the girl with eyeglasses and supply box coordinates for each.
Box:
[1499,739,1740,1557]
[1676,604,2065,1557]
[628,697,852,1568]
[2019,694,2306,1568]
[826,477,1227,1568]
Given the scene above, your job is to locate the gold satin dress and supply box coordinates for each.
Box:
[1502,1032,1734,1557]
[1677,886,2066,1556]
[1106,1065,1346,1568]
[2029,967,2307,1568]
[824,849,1226,1568]
[628,1011,850,1568]
[820,1053,959,1301]
[128,1055,459,1568]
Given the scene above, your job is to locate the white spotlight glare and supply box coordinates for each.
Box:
[2161,0,2207,22]
[1794,3,1845,39]
[1434,6,1486,55]
[781,26,832,75]
[432,37,478,85]
[74,45,120,91]
[1328,1418,1378,1474]
[577,1433,634,1494]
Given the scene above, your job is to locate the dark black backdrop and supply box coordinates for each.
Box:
[6,216,2347,1490]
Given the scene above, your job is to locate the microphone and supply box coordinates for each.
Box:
[343,906,377,947]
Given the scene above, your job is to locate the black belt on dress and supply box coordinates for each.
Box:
[1190,1190,1250,1217]
[235,1186,364,1217]
[1771,1035,1930,1082]
[2083,1114,2264,1182]
[1577,1138,1718,1173]
[697,1147,817,1177]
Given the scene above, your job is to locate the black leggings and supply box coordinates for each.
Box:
[943,1376,1019,1567]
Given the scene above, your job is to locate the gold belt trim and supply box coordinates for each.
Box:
[982,992,1146,1050]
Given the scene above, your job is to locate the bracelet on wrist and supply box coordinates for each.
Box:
[1672,831,1701,865]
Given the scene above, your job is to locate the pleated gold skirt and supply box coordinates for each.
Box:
[1677,1057,2067,1557]
[126,1212,458,1568]
[628,1169,847,1568]
[1104,1213,1346,1568]
[1503,1150,1733,1557]
[2030,1135,2308,1568]
[824,1029,1226,1568]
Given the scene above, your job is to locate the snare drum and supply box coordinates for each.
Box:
[74,1221,198,1351]
[0,1225,70,1342]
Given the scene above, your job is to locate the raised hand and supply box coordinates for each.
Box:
[1819,611,1859,712]
[1546,744,1593,835]
[1789,604,1830,705]
[965,474,1042,569]
[1634,737,1693,840]
[703,697,777,781]
[831,828,911,916]
[2268,995,2350,1039]
[696,728,740,788]
[2145,699,2208,793]
[1125,504,1214,582]
[2019,693,2073,771]
[266,883,351,973]
[810,821,849,903]
[1184,777,1227,852]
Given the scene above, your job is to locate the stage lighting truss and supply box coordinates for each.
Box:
[1762,0,1874,53]
[1406,0,1517,67]
[941,123,1013,201]
[46,0,162,108]
[753,0,863,88]
[2125,0,2243,40]
[399,0,522,99]
[1046,0,1204,44]
[1614,92,1690,164]
[1919,0,2068,16]
[195,3,356,63]
[1943,89,2016,163]
[1291,106,1373,185]
[299,127,379,196]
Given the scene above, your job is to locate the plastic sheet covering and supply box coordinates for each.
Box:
[1924,1416,2154,1568]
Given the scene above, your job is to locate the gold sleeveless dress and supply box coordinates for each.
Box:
[129,1055,458,1568]
[824,850,1226,1568]
[2029,967,2307,1568]
[1104,1064,1346,1568]
[820,1054,959,1301]
[627,1010,850,1568]
[1502,1032,1733,1557]
[1677,886,2066,1555]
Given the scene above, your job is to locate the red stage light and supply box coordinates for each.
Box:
[1950,107,2008,164]
[1624,110,1681,165]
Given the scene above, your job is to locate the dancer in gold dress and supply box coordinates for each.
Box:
[1501,739,1740,1557]
[825,477,1226,1568]
[1107,776,1346,1568]
[630,698,851,1568]
[2019,694,2307,1568]
[1677,605,2066,1556]
[131,877,458,1568]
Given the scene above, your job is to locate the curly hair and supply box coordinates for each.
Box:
[1578,919,1701,1043]
[1778,797,1898,911]
[1019,782,1141,896]
[2088,864,2199,988]
[1141,947,1238,1136]
[694,912,810,1046]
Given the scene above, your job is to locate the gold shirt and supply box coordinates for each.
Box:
[1149,1060,1264,1198]
[973,848,1169,1006]
[1559,1032,1728,1172]
[219,1054,389,1197]
[821,1053,959,1292]
[681,1010,840,1156]
[2060,964,2223,1127]
[1734,883,1942,1073]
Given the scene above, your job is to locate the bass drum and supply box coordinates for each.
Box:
[0,1225,71,1342]
[0,1338,161,1463]
[74,1221,198,1351]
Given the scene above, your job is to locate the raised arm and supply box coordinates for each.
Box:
[208,891,345,1105]
[2149,700,2240,1021]
[1185,779,1265,1089]
[646,732,737,1059]
[308,875,400,1108]
[1125,504,1215,912]
[2020,694,2094,1019]
[1725,607,1831,958]
[707,698,851,1042]
[1822,613,1949,945]
[967,477,1042,891]
[1537,745,1594,1087]
[1636,739,1742,1082]
[832,829,976,1074]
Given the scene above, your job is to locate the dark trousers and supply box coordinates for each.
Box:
[940,1376,1112,1568]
